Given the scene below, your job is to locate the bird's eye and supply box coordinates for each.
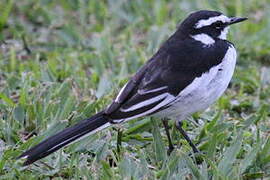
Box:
[214,21,223,29]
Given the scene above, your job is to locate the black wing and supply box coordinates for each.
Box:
[105,37,230,122]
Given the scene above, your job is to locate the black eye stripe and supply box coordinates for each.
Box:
[213,21,223,27]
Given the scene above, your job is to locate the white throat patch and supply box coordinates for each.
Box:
[191,33,215,46]
[218,26,229,40]
[195,15,230,28]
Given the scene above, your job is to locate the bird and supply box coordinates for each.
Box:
[18,10,247,165]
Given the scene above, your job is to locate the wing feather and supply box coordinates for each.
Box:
[105,37,230,122]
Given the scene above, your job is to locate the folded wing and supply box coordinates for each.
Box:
[105,38,229,122]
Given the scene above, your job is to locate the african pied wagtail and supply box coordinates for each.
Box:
[18,10,247,165]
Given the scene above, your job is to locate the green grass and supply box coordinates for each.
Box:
[0,0,270,179]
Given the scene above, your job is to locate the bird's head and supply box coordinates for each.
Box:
[179,10,247,42]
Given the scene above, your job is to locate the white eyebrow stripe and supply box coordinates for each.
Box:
[195,15,230,28]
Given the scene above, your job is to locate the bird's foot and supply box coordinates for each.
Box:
[167,146,174,155]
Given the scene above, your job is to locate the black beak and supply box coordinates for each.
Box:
[228,17,248,25]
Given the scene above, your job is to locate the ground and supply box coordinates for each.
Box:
[0,0,270,179]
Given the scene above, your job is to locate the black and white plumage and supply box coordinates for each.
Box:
[18,10,247,165]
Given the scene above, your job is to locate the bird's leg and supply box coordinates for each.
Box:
[175,121,199,153]
[162,119,174,155]
[116,128,123,154]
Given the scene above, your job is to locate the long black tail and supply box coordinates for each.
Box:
[18,111,110,165]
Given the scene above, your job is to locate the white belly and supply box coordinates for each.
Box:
[156,46,237,120]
